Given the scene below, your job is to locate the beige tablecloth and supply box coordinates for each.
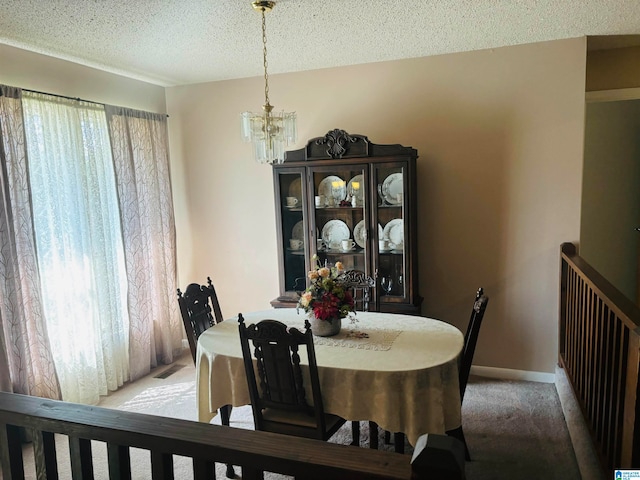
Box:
[196,309,463,446]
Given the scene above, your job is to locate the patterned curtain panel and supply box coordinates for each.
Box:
[105,106,181,381]
[0,85,61,399]
[22,92,130,404]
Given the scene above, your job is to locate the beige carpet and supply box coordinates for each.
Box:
[13,352,586,479]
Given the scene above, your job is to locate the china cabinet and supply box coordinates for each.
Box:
[271,129,422,314]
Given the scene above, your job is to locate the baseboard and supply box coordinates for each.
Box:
[470,365,555,383]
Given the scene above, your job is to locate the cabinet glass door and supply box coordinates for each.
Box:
[311,166,369,275]
[277,170,307,294]
[375,164,407,301]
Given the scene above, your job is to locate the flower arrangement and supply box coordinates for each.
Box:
[297,255,355,323]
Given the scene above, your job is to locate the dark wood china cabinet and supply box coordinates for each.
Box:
[271,129,422,314]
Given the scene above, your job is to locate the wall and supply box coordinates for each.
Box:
[166,37,587,374]
[580,100,640,302]
[0,38,587,375]
[586,46,640,91]
[0,44,166,113]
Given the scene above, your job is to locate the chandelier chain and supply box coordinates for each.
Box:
[261,8,270,107]
[241,1,296,165]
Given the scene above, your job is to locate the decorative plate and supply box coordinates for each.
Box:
[382,218,404,249]
[382,173,403,205]
[321,219,350,250]
[318,175,346,204]
[347,174,364,205]
[291,220,304,241]
[353,221,384,248]
[288,177,302,202]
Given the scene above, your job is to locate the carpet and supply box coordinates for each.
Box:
[461,376,581,480]
[12,361,583,479]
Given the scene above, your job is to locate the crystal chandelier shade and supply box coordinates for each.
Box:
[241,1,297,165]
[241,110,297,164]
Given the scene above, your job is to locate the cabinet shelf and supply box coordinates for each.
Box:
[323,250,365,255]
[315,206,364,212]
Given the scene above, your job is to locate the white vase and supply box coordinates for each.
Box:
[309,315,341,337]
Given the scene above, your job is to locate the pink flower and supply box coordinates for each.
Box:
[308,270,319,280]
[300,291,312,307]
[318,267,330,278]
[335,261,344,271]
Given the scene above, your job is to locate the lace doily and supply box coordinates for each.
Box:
[313,327,402,351]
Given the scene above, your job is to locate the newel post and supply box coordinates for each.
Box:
[410,433,465,479]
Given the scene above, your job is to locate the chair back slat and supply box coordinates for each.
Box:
[260,338,305,406]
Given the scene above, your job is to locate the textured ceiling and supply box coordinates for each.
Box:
[2,0,640,87]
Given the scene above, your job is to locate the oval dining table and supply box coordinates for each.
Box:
[195,309,464,448]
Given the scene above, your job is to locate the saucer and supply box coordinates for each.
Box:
[340,247,356,252]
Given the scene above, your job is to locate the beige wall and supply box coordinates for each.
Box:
[0,38,588,375]
[586,46,640,92]
[167,37,587,374]
[0,44,166,113]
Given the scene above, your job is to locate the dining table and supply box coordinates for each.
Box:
[195,309,464,447]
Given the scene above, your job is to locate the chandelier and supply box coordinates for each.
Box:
[241,1,297,165]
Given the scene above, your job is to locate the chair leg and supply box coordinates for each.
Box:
[351,421,360,446]
[220,404,232,426]
[369,422,378,449]
[219,405,236,478]
[394,432,405,454]
[384,430,391,444]
[446,425,470,461]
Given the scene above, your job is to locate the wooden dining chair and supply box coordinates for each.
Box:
[341,269,377,313]
[177,277,224,362]
[339,269,380,447]
[238,314,349,443]
[177,277,234,478]
[377,288,490,457]
[447,286,489,461]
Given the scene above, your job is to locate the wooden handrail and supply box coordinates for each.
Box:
[0,391,464,479]
[559,242,640,472]
[561,243,640,332]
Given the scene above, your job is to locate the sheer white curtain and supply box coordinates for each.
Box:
[22,92,129,404]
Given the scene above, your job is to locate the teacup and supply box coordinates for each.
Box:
[289,239,303,250]
[379,239,391,251]
[285,197,298,207]
[316,238,324,251]
[341,239,356,251]
[314,195,325,208]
